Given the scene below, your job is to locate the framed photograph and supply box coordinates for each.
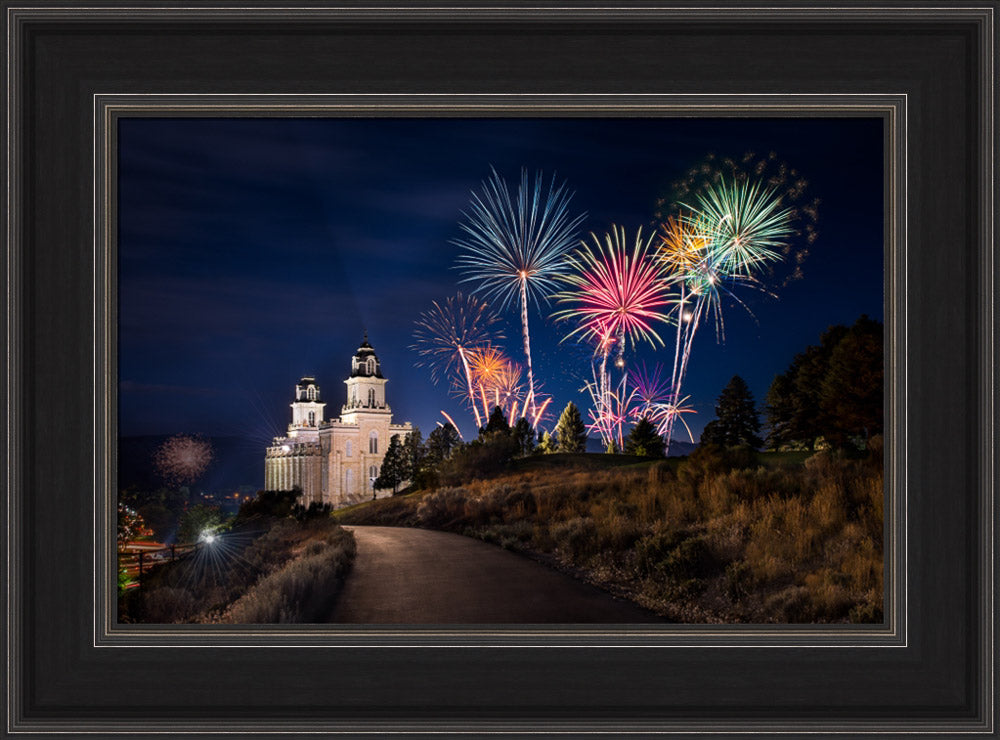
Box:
[4,2,996,737]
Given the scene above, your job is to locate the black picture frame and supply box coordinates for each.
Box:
[3,3,995,736]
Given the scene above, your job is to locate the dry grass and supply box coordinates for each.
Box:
[124,516,356,624]
[220,527,356,623]
[340,445,884,623]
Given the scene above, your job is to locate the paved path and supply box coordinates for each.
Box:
[328,526,663,623]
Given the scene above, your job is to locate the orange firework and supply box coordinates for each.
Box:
[657,213,708,273]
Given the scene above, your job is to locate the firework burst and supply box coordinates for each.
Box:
[553,225,674,358]
[681,177,795,279]
[153,434,214,487]
[660,150,820,286]
[465,345,525,422]
[552,225,674,447]
[453,167,586,422]
[654,172,797,451]
[411,292,504,429]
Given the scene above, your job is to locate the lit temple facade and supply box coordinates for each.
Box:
[264,336,412,508]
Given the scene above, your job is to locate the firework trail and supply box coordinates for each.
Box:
[552,225,674,448]
[453,167,586,424]
[438,411,465,440]
[467,347,528,424]
[656,174,796,451]
[582,368,635,452]
[153,434,214,487]
[466,345,510,420]
[628,362,673,429]
[411,292,503,429]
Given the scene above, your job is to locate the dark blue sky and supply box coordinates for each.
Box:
[119,117,883,469]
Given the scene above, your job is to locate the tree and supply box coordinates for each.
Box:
[117,503,146,552]
[403,426,424,480]
[538,431,556,454]
[374,434,408,493]
[700,375,762,448]
[177,504,223,544]
[481,406,511,437]
[553,402,587,453]
[624,416,665,457]
[440,430,518,485]
[511,417,536,457]
[426,423,461,464]
[819,318,883,446]
[766,315,883,449]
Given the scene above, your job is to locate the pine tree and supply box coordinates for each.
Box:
[553,402,587,453]
[701,375,762,448]
[624,416,664,458]
[765,315,883,450]
[481,406,511,437]
[403,427,423,480]
[538,431,555,454]
[426,423,461,463]
[511,417,536,457]
[374,434,408,493]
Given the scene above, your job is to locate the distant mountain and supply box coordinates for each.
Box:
[584,436,697,457]
[118,435,264,493]
[664,439,698,457]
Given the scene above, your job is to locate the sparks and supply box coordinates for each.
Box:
[453,167,586,423]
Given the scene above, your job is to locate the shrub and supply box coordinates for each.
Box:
[143,587,197,623]
[849,600,883,623]
[725,560,755,602]
[415,487,471,527]
[440,433,519,484]
[634,530,686,577]
[551,517,599,561]
[224,528,356,623]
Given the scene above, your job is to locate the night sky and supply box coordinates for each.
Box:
[119,117,883,487]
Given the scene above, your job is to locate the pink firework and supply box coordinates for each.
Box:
[553,225,674,362]
[554,226,674,448]
[153,434,214,486]
[583,372,635,451]
[627,362,674,429]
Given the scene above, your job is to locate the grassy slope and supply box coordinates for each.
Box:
[123,516,356,623]
[336,449,883,624]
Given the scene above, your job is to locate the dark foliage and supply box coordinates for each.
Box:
[700,375,762,448]
[374,434,408,493]
[624,416,665,458]
[236,490,299,522]
[766,315,883,449]
[440,431,519,485]
[481,406,511,437]
[425,423,461,464]
[511,417,536,457]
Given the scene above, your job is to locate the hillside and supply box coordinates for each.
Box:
[337,447,883,623]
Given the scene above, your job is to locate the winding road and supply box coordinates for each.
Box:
[327,526,663,623]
